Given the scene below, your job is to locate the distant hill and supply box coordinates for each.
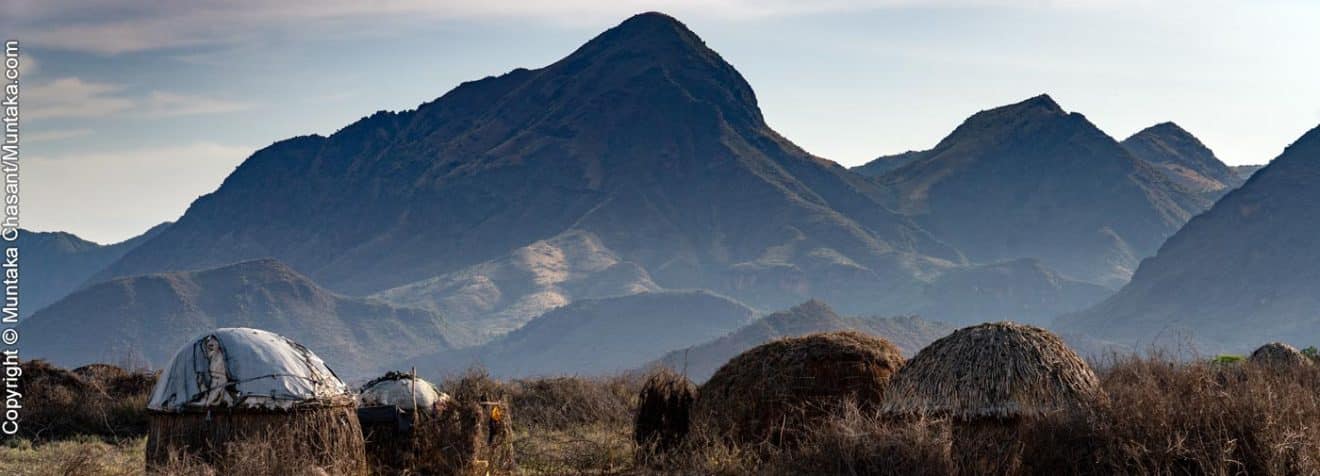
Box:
[21,259,452,378]
[851,150,927,178]
[404,291,757,379]
[1121,122,1241,195]
[919,258,1112,325]
[1232,164,1265,181]
[878,95,1210,287]
[373,230,660,345]
[17,223,169,316]
[1060,124,1320,352]
[654,300,953,382]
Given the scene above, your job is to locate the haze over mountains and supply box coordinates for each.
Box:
[1062,125,1320,351]
[17,223,169,317]
[22,11,1317,377]
[21,259,451,378]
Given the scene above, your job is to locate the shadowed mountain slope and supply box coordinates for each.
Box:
[1121,122,1241,195]
[1060,124,1320,352]
[878,95,1210,287]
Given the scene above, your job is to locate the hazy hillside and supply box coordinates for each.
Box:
[919,258,1112,325]
[1232,164,1265,181]
[373,230,660,345]
[654,300,953,382]
[1061,124,1320,352]
[21,259,452,378]
[1121,122,1241,195]
[850,150,927,178]
[405,290,757,379]
[17,223,169,316]
[879,95,1210,287]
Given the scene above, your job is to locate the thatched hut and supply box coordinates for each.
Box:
[633,368,697,460]
[356,371,464,474]
[1249,342,1313,368]
[145,328,367,475]
[692,331,904,446]
[881,322,1106,474]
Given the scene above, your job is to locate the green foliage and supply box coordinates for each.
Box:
[1303,346,1319,361]
[1211,354,1245,365]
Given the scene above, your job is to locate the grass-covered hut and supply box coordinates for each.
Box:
[881,322,1106,474]
[356,371,465,474]
[1249,342,1313,369]
[692,331,905,446]
[144,328,367,475]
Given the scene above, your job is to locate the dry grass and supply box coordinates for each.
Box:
[693,331,904,447]
[13,353,1320,475]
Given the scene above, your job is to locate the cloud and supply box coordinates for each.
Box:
[24,128,93,143]
[24,77,252,119]
[24,77,133,119]
[5,0,1158,55]
[25,142,253,243]
[142,91,252,117]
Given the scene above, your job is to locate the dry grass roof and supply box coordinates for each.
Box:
[1249,342,1313,368]
[882,322,1105,421]
[694,330,904,445]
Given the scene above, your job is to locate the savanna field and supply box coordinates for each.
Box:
[5,339,1320,476]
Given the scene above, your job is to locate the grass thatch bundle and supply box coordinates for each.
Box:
[693,331,904,446]
[881,322,1105,474]
[1249,342,1313,369]
[633,368,697,459]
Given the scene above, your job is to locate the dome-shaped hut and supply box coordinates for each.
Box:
[1249,342,1313,369]
[145,328,367,474]
[356,371,466,474]
[692,331,904,446]
[881,322,1106,474]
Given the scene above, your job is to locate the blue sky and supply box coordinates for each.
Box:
[5,0,1319,243]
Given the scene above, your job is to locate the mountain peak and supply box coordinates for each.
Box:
[1130,121,1194,141]
[580,11,705,57]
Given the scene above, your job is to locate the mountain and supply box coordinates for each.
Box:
[1121,122,1241,195]
[1232,164,1265,181]
[17,223,170,317]
[96,12,960,317]
[373,230,660,345]
[404,290,757,379]
[21,259,452,378]
[1059,125,1320,352]
[851,150,928,178]
[877,95,1211,287]
[655,300,953,382]
[918,258,1112,325]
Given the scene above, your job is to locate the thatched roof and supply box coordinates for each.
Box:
[693,330,904,445]
[148,328,351,411]
[881,322,1105,421]
[1249,342,1313,368]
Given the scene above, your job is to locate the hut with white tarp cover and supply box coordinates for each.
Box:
[144,327,367,474]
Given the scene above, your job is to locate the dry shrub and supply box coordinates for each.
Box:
[633,368,696,462]
[144,406,367,476]
[693,331,904,447]
[1096,355,1320,475]
[437,368,517,474]
[508,375,636,431]
[12,360,156,442]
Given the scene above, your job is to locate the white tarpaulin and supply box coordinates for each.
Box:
[358,372,451,413]
[148,328,350,411]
